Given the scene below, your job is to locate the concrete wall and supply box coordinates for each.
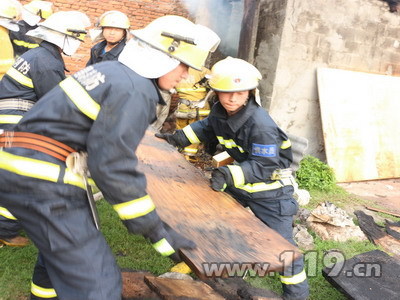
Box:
[254,0,400,160]
[20,0,188,73]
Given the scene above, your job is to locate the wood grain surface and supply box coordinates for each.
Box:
[137,129,301,279]
[317,68,400,182]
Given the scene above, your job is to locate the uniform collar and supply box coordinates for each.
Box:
[211,96,258,132]
[98,38,126,57]
[40,41,66,70]
[151,79,166,105]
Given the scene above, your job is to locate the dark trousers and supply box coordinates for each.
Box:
[0,214,21,238]
[246,198,309,300]
[0,175,122,300]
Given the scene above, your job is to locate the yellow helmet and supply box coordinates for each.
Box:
[132,15,220,71]
[209,57,262,92]
[98,10,130,29]
[0,0,22,20]
[24,0,53,19]
[39,11,90,41]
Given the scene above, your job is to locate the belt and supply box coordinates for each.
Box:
[0,131,75,161]
[0,98,35,111]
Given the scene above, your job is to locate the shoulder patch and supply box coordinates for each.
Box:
[252,143,277,157]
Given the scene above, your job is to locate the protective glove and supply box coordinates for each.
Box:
[145,221,196,263]
[155,130,189,150]
[210,169,228,192]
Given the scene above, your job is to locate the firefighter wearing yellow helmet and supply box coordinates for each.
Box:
[0,15,219,299]
[10,0,54,57]
[0,0,21,79]
[156,57,310,300]
[86,10,131,66]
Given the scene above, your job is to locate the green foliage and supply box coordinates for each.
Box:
[296,155,340,193]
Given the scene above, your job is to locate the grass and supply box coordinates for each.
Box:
[0,188,396,300]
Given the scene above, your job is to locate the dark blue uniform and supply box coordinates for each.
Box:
[181,98,309,300]
[9,20,39,57]
[0,61,173,299]
[0,41,65,246]
[86,38,127,66]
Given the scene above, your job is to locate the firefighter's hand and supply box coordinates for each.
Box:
[210,169,227,192]
[146,221,196,263]
[155,130,190,150]
[162,222,196,263]
[155,132,180,147]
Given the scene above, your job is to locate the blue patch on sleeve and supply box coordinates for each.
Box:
[252,143,277,157]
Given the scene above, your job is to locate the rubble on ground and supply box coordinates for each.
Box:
[306,201,367,242]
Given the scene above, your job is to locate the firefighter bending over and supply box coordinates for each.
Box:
[10,0,54,57]
[0,10,90,248]
[0,15,220,300]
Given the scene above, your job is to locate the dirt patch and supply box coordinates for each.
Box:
[338,178,400,216]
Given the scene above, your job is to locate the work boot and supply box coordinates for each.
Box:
[0,235,30,247]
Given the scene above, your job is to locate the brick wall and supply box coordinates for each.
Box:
[20,0,188,73]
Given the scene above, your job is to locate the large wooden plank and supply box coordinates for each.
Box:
[317,68,400,182]
[137,130,301,279]
[322,250,400,300]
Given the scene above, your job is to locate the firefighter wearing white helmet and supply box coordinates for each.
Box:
[10,0,54,57]
[156,57,310,300]
[0,10,89,250]
[0,15,219,299]
[0,0,22,79]
[86,10,130,66]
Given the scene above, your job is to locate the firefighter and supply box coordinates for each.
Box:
[0,0,21,80]
[0,15,219,299]
[156,57,309,300]
[86,10,130,66]
[9,0,54,57]
[0,10,90,248]
[174,66,211,161]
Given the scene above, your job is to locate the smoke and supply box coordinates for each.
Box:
[181,0,244,57]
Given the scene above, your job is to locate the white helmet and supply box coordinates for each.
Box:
[119,15,220,78]
[27,11,90,56]
[22,0,53,26]
[0,0,22,32]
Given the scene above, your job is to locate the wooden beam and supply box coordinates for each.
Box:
[144,276,225,300]
[323,250,400,300]
[354,210,400,258]
[137,129,301,279]
[365,206,400,218]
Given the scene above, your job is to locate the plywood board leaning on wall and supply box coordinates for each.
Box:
[136,129,301,279]
[317,67,400,182]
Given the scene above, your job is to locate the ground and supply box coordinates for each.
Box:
[338,178,400,215]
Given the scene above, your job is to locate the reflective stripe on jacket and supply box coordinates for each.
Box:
[0,41,66,130]
[9,21,39,57]
[0,61,166,235]
[184,98,294,201]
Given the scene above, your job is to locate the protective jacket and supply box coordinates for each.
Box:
[1,61,165,232]
[9,20,39,57]
[0,41,65,129]
[0,61,170,299]
[182,97,294,201]
[86,38,127,66]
